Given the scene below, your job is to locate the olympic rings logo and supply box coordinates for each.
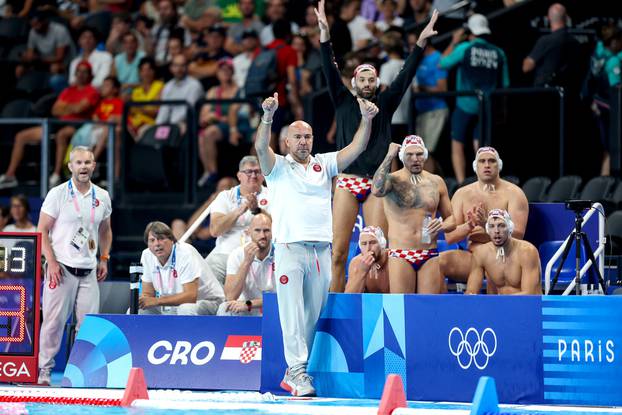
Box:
[448,327,497,370]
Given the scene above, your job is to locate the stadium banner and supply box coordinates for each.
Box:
[541,296,622,406]
[62,314,262,390]
[404,295,543,403]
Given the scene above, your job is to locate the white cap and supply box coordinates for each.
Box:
[398,135,428,162]
[467,14,491,36]
[359,225,387,249]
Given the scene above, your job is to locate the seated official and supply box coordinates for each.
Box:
[217,213,275,316]
[345,226,390,293]
[139,221,225,315]
[466,209,542,295]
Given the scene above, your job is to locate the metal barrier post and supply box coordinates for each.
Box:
[107,125,115,199]
[40,119,50,198]
[558,87,565,177]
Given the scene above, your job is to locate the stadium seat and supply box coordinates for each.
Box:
[539,240,588,291]
[522,176,551,202]
[32,92,59,117]
[606,211,622,255]
[0,17,29,44]
[6,43,26,62]
[84,11,112,40]
[545,175,582,202]
[15,71,51,98]
[1,99,33,118]
[460,176,477,187]
[437,239,460,252]
[128,123,184,188]
[579,176,617,202]
[503,175,520,186]
[444,177,458,197]
[608,182,622,209]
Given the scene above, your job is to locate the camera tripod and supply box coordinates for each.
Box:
[550,206,606,295]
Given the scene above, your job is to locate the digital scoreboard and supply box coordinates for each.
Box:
[0,232,41,383]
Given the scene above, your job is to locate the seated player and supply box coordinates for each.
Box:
[466,209,542,295]
[217,213,275,316]
[139,221,225,315]
[345,226,390,293]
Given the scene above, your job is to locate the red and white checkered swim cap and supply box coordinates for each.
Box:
[398,135,428,162]
[359,225,387,249]
[473,146,503,172]
[486,208,514,235]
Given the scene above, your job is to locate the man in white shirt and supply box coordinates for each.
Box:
[259,0,299,47]
[37,146,113,386]
[139,221,225,315]
[255,92,378,396]
[232,29,261,88]
[217,213,275,316]
[340,0,373,51]
[207,155,270,287]
[68,27,113,89]
[155,54,204,131]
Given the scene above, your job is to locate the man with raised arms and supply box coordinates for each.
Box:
[372,135,455,293]
[255,92,378,396]
[345,226,390,293]
[466,209,542,295]
[315,0,439,292]
[439,147,529,283]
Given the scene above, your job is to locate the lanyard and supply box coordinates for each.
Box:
[68,180,95,228]
[156,244,177,295]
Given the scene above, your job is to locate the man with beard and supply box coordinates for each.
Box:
[256,92,378,397]
[218,213,275,316]
[345,226,390,293]
[466,209,541,295]
[207,155,271,287]
[36,146,112,385]
[372,135,455,293]
[439,147,529,283]
[315,0,439,293]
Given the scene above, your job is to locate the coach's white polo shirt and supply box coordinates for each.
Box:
[40,179,112,269]
[226,245,275,301]
[141,242,225,301]
[265,152,338,243]
[210,185,271,255]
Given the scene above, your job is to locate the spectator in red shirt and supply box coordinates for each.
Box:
[266,19,303,143]
[69,76,124,179]
[0,61,99,190]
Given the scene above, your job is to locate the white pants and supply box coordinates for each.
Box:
[274,242,331,371]
[39,264,100,372]
[205,252,228,287]
[138,298,223,315]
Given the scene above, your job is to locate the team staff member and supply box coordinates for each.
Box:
[217,213,275,316]
[139,221,225,315]
[37,146,112,386]
[207,156,271,287]
[315,0,439,292]
[256,92,378,397]
[466,209,542,295]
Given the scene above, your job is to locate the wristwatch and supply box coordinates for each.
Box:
[246,300,252,312]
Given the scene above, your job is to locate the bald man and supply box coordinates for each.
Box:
[255,92,378,397]
[522,3,581,89]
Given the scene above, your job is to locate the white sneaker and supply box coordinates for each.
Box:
[197,172,214,188]
[49,173,61,187]
[37,369,51,386]
[280,368,316,397]
[0,174,18,189]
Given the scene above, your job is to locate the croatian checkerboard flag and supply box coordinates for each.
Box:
[220,335,262,364]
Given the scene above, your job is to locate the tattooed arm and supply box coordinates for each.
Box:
[372,143,400,197]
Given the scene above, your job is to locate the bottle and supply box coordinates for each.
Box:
[421,213,432,244]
